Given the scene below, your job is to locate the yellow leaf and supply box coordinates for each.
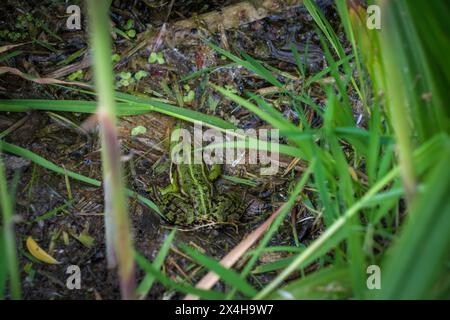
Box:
[26,236,60,264]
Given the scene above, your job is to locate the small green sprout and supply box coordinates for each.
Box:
[67,70,84,81]
[131,125,147,136]
[1,13,53,42]
[119,72,132,80]
[224,84,238,94]
[182,84,195,103]
[134,70,149,80]
[112,53,121,62]
[228,116,239,126]
[117,72,133,87]
[124,20,136,38]
[126,29,136,38]
[183,90,196,104]
[148,52,165,64]
[125,19,134,30]
[208,96,220,112]
[73,230,95,248]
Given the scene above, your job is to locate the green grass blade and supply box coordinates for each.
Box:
[226,161,315,299]
[252,256,297,274]
[1,141,100,186]
[179,243,258,297]
[304,0,344,58]
[136,229,176,299]
[0,141,161,215]
[0,98,236,130]
[207,42,283,88]
[0,230,6,299]
[267,266,351,300]
[375,148,450,299]
[0,155,21,299]
[135,251,226,299]
[254,135,446,299]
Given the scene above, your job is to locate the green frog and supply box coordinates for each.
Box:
[153,151,244,226]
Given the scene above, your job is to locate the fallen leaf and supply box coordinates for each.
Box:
[26,236,60,265]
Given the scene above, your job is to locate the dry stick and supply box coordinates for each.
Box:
[0,42,29,54]
[0,66,91,89]
[184,204,286,300]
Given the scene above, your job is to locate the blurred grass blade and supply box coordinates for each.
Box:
[305,0,363,101]
[375,147,450,299]
[0,230,6,299]
[179,243,258,297]
[254,135,447,299]
[135,251,226,299]
[136,229,176,299]
[88,1,135,299]
[0,154,21,299]
[267,266,351,300]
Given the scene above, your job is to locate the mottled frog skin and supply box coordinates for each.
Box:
[156,160,243,226]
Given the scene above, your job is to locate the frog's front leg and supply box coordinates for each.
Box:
[207,163,222,181]
[160,170,179,195]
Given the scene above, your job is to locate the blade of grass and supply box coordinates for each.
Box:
[324,91,365,298]
[267,266,351,300]
[375,147,450,299]
[0,141,100,186]
[254,135,446,299]
[179,243,258,297]
[0,98,236,130]
[207,42,283,88]
[304,0,344,58]
[135,251,226,300]
[88,1,136,299]
[0,230,6,299]
[224,161,315,299]
[335,0,367,107]
[0,141,161,215]
[136,229,176,299]
[29,201,72,224]
[304,0,364,101]
[0,154,21,299]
